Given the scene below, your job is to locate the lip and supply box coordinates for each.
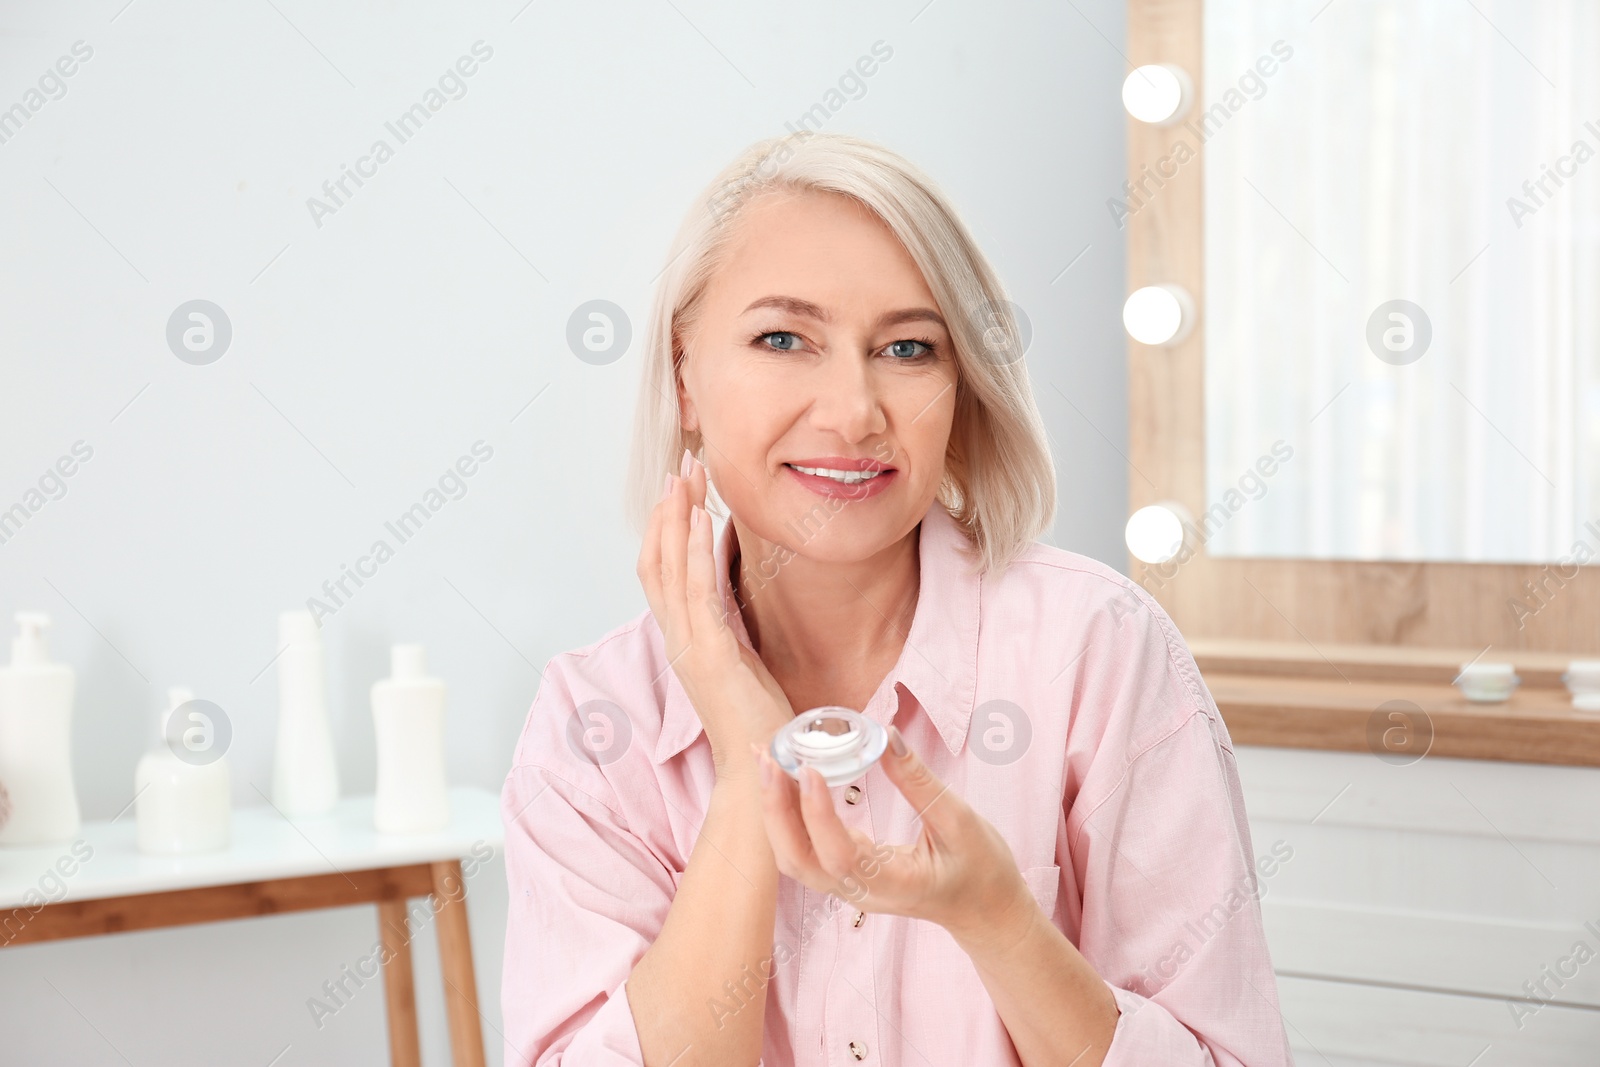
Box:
[783,460,898,500]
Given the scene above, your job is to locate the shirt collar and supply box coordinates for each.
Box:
[651,497,982,764]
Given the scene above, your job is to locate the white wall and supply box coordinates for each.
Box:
[0,1,1130,1062]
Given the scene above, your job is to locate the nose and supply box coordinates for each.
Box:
[805,346,886,444]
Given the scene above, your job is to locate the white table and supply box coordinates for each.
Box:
[0,785,504,1067]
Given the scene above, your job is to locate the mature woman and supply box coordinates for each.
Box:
[501,132,1292,1066]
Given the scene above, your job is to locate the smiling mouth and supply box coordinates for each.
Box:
[782,463,895,485]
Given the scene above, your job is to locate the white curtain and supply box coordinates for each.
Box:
[1203,0,1600,563]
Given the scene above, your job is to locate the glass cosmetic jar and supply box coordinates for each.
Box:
[770,707,888,788]
[1563,660,1600,711]
[1452,661,1520,704]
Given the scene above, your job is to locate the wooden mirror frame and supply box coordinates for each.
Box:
[1126,0,1600,655]
[1125,0,1600,765]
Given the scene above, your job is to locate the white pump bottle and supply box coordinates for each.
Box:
[0,612,80,845]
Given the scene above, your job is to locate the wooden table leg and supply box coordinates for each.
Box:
[431,859,486,1067]
[377,897,422,1067]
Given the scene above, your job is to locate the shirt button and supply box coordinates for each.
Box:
[852,910,865,928]
[850,1040,868,1059]
[844,786,861,804]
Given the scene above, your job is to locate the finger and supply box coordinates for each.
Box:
[757,750,825,879]
[686,449,738,640]
[684,499,725,642]
[794,767,870,889]
[657,469,693,660]
[636,475,673,632]
[879,726,967,844]
[687,448,709,511]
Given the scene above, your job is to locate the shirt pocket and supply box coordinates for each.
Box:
[1020,863,1061,918]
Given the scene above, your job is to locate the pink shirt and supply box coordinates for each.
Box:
[501,499,1294,1066]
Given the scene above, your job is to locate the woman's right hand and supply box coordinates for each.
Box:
[637,449,796,782]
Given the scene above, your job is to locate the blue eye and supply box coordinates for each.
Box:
[887,339,936,360]
[759,331,802,351]
[751,331,938,360]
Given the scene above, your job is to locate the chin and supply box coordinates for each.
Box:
[737,492,921,564]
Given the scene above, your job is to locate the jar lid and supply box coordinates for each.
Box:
[1563,660,1600,687]
[1456,661,1515,678]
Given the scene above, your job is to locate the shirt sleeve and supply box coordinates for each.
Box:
[500,664,678,1066]
[1067,589,1294,1066]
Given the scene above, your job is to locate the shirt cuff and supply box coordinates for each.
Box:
[1100,978,1215,1066]
[530,975,644,1066]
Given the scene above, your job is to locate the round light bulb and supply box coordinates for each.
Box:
[1125,503,1191,565]
[1121,64,1192,126]
[1122,284,1194,346]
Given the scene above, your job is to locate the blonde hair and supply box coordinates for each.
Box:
[624,131,1056,577]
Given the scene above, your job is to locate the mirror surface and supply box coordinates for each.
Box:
[1202,1,1600,563]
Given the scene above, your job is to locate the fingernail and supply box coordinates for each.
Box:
[888,725,907,758]
[680,448,693,477]
[691,504,701,530]
[661,472,673,500]
[798,766,813,794]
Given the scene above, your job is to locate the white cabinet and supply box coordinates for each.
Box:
[1236,746,1600,1065]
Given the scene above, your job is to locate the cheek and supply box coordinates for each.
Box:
[692,369,763,437]
[908,360,958,411]
[893,384,957,458]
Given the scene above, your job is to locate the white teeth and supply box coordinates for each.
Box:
[788,464,886,484]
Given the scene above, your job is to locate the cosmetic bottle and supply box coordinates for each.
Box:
[371,644,449,833]
[135,687,231,855]
[272,610,340,815]
[0,612,80,845]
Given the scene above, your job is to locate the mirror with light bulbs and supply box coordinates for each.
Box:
[1121,1,1600,570]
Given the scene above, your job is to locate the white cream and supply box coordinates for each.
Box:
[771,707,889,787]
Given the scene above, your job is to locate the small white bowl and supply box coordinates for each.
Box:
[1453,662,1520,704]
[1562,659,1600,710]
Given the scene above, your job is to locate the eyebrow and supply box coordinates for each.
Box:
[740,295,947,331]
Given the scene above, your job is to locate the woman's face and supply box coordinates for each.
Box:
[677,188,960,563]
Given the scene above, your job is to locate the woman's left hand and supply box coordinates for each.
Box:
[751,726,1039,953]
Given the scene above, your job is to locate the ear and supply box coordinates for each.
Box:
[677,390,699,434]
[675,352,699,433]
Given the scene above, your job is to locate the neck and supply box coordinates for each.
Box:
[729,514,921,689]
